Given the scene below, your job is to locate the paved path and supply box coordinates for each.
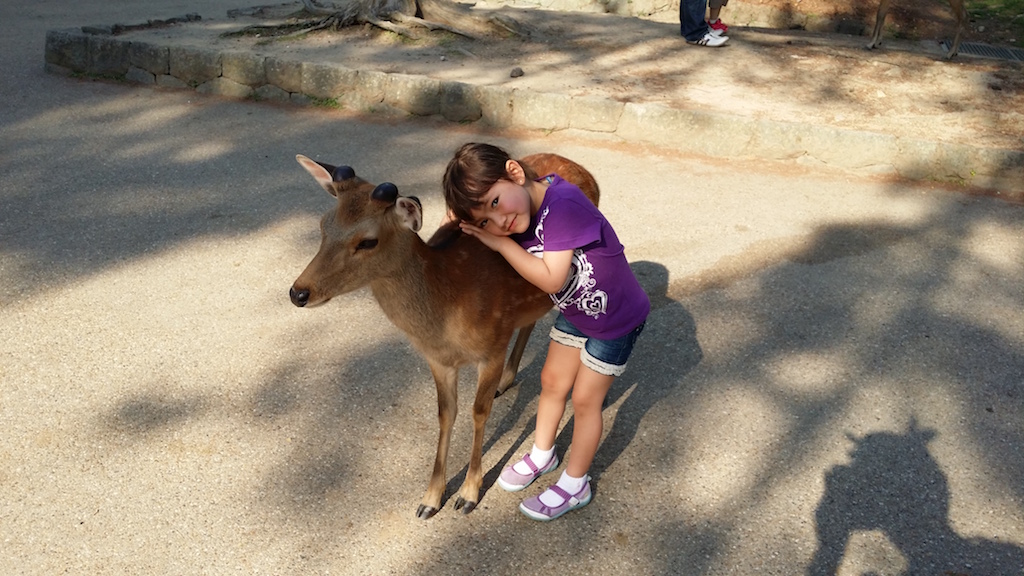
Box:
[2,2,1023,575]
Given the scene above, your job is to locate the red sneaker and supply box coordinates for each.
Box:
[708,18,729,37]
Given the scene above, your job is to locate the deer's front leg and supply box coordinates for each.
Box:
[417,362,458,519]
[454,354,505,514]
[866,0,890,50]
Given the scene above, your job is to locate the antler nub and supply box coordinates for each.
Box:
[333,166,355,181]
[372,182,399,203]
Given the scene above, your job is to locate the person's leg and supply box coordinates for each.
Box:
[518,320,644,519]
[499,317,585,491]
[707,0,728,35]
[520,364,612,517]
[679,0,710,41]
[563,366,616,478]
[533,340,582,451]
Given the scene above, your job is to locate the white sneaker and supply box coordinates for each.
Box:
[688,32,729,47]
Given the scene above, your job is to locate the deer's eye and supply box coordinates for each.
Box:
[355,238,379,251]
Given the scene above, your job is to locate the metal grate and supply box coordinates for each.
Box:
[942,40,1024,61]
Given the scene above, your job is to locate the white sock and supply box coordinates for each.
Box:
[512,444,555,475]
[539,471,588,507]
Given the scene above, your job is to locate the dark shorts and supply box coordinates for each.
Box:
[549,313,645,377]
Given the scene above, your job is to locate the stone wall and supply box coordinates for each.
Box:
[41,20,1024,190]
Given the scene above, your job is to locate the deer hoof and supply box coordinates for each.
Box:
[454,497,477,514]
[415,504,438,520]
[289,286,310,307]
[495,378,521,398]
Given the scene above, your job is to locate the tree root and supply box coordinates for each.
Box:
[223,0,529,41]
[390,12,478,39]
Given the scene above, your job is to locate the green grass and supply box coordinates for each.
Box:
[310,96,341,109]
[436,32,459,47]
[966,0,1024,47]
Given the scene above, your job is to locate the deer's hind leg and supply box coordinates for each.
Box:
[454,353,506,514]
[417,361,459,520]
[945,0,967,58]
[496,323,535,396]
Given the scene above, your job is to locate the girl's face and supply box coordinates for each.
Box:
[469,177,533,236]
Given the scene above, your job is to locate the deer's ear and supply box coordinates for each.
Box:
[394,197,422,232]
[296,154,338,197]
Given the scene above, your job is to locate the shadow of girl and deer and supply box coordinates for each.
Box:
[809,421,1024,575]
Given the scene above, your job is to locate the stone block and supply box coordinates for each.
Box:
[197,77,255,99]
[222,51,266,86]
[617,103,677,146]
[255,84,291,102]
[169,46,222,85]
[156,74,189,89]
[45,29,89,72]
[440,81,482,123]
[568,95,623,132]
[125,66,156,85]
[511,90,570,131]
[128,41,168,75]
[476,85,515,127]
[618,103,764,158]
[81,25,114,35]
[755,122,898,170]
[385,74,441,117]
[618,102,737,154]
[87,35,130,77]
[301,61,356,100]
[893,138,1008,182]
[349,70,387,108]
[265,57,302,93]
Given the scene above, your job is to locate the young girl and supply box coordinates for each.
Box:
[443,143,650,521]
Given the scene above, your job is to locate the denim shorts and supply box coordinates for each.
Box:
[549,313,645,377]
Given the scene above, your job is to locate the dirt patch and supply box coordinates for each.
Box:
[744,0,1021,48]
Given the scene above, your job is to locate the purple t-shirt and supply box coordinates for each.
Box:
[512,175,650,340]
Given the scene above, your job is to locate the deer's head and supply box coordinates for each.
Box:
[289,154,423,307]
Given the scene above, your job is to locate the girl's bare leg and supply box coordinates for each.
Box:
[534,341,581,450]
[564,365,615,478]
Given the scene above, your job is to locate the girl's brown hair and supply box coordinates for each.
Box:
[443,143,537,223]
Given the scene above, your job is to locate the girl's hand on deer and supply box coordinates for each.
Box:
[460,222,512,252]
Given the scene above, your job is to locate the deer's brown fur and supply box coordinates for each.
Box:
[289,153,599,519]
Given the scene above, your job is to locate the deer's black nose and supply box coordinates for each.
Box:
[290,287,310,307]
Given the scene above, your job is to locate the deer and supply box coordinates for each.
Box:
[867,0,967,59]
[288,152,599,519]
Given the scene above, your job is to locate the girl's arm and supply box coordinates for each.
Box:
[460,223,572,294]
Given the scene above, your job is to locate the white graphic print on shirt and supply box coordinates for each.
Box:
[529,207,609,319]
